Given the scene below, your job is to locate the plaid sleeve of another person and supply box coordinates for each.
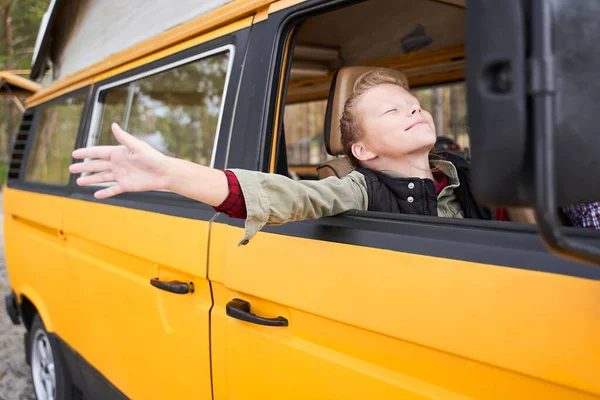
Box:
[562,201,600,229]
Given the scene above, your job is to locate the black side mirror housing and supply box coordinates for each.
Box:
[467,0,600,264]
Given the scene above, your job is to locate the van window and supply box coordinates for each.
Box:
[94,50,231,167]
[282,83,469,178]
[413,82,469,156]
[284,100,333,178]
[25,95,85,185]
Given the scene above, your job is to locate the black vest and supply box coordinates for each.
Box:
[357,153,491,220]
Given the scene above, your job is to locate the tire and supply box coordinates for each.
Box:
[28,314,73,400]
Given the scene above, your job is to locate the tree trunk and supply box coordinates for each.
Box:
[1,2,16,69]
[5,100,12,163]
[1,2,16,162]
[433,87,444,137]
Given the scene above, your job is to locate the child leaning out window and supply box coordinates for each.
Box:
[69,70,493,245]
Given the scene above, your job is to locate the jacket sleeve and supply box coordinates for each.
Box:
[229,169,368,245]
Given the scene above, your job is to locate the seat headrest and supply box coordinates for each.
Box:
[324,67,409,156]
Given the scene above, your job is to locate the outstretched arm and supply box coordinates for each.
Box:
[69,123,229,206]
[70,123,368,244]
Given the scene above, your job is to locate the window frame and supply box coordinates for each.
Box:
[86,43,236,173]
[68,29,249,215]
[18,87,90,194]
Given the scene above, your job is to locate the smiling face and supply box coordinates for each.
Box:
[352,83,436,164]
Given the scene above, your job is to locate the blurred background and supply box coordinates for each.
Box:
[0,0,50,187]
[0,3,50,399]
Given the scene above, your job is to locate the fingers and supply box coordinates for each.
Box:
[69,160,111,174]
[112,123,141,150]
[94,184,124,200]
[76,172,115,186]
[72,146,119,160]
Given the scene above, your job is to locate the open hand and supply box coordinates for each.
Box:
[69,123,170,199]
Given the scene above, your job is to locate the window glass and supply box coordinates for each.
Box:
[95,50,231,167]
[284,100,333,166]
[413,82,469,152]
[25,95,85,185]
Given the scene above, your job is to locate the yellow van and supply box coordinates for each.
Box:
[4,0,600,399]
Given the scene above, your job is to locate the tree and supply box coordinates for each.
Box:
[0,0,49,69]
[0,0,49,167]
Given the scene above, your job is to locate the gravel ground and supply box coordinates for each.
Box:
[0,194,35,400]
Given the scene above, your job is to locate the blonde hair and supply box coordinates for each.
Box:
[339,69,409,167]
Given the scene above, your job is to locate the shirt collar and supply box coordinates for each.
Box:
[431,159,460,187]
[379,159,460,187]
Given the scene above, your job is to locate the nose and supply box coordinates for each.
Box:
[409,104,422,116]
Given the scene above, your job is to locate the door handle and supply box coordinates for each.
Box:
[150,278,194,294]
[226,298,288,327]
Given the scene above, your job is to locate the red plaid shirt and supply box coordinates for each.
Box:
[433,171,449,195]
[213,170,247,219]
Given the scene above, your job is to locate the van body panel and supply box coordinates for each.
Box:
[41,22,251,398]
[4,188,73,336]
[62,197,214,400]
[209,221,600,399]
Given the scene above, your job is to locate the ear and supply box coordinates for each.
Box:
[351,141,376,162]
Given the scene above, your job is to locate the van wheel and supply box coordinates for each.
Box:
[28,315,72,400]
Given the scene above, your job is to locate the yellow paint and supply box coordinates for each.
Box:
[17,285,54,331]
[4,189,74,341]
[6,185,600,399]
[0,71,41,93]
[254,0,308,23]
[26,79,94,108]
[2,69,31,75]
[254,6,271,23]
[5,188,213,399]
[268,0,307,14]
[93,17,253,84]
[208,223,600,399]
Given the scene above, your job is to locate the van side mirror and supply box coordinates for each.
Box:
[467,0,600,264]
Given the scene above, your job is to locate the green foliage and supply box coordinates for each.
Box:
[0,161,8,187]
[97,52,231,166]
[26,94,85,185]
[0,0,50,69]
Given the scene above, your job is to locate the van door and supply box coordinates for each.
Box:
[208,3,600,399]
[209,218,600,399]
[63,28,250,399]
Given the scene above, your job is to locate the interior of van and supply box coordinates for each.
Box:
[279,0,467,180]
[275,0,538,224]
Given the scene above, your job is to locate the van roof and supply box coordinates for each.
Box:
[30,0,269,81]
